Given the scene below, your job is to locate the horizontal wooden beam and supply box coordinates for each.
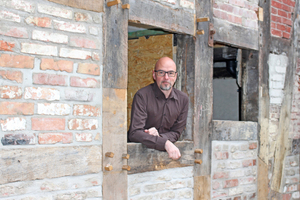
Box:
[127,141,194,174]
[128,30,170,39]
[129,0,195,35]
[47,0,103,12]
[214,18,259,50]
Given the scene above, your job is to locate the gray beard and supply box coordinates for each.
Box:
[160,85,171,91]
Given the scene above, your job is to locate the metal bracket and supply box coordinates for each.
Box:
[208,23,215,47]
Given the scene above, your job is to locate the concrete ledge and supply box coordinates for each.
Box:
[212,120,258,141]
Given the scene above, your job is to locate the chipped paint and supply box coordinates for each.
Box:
[38,103,71,115]
[0,117,26,131]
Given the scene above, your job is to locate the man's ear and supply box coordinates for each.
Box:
[152,70,156,81]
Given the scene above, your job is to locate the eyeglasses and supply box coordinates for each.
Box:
[154,70,177,77]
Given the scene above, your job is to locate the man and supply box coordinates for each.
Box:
[128,57,189,160]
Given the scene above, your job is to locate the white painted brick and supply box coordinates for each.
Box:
[230,170,244,178]
[89,26,98,35]
[292,191,300,199]
[76,133,93,142]
[64,89,94,102]
[68,119,98,130]
[32,30,68,44]
[176,188,193,198]
[1,117,26,131]
[165,180,186,189]
[0,25,28,38]
[271,74,284,82]
[270,97,282,104]
[0,10,21,22]
[227,161,242,169]
[271,81,284,89]
[153,191,176,199]
[180,0,195,9]
[0,86,22,99]
[38,4,72,19]
[24,87,60,101]
[143,183,166,192]
[228,186,243,196]
[60,48,91,60]
[160,0,176,5]
[217,162,226,169]
[0,0,35,13]
[53,20,86,33]
[37,103,71,115]
[244,184,257,192]
[75,12,93,22]
[270,89,283,97]
[129,186,140,196]
[21,43,57,56]
[275,66,287,74]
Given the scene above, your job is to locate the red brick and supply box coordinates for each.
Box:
[0,40,15,51]
[229,0,245,7]
[1,134,36,145]
[219,3,234,12]
[282,193,292,200]
[243,159,256,167]
[32,118,65,131]
[77,63,100,76]
[283,32,290,39]
[271,7,278,14]
[70,77,99,88]
[0,102,34,115]
[271,22,276,28]
[213,9,228,21]
[33,73,67,86]
[282,4,293,12]
[277,23,286,31]
[282,0,296,7]
[249,142,257,149]
[214,152,229,160]
[0,26,28,38]
[282,18,292,26]
[39,132,72,144]
[213,171,229,179]
[26,16,52,28]
[70,36,98,49]
[272,0,283,9]
[0,70,22,83]
[0,85,22,99]
[0,54,34,69]
[212,181,220,190]
[244,1,258,11]
[41,58,73,73]
[224,179,239,188]
[278,10,288,18]
[73,104,100,117]
[24,87,60,101]
[233,196,242,200]
[271,29,283,37]
[271,14,282,23]
[76,132,93,142]
[68,119,98,130]
[75,12,92,22]
[286,26,292,33]
[228,14,242,24]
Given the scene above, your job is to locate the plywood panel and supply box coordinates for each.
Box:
[127,34,173,128]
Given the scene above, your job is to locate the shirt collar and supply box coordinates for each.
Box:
[152,83,178,100]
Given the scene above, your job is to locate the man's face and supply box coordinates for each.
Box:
[153,59,177,91]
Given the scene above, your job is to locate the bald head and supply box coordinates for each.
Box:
[155,57,176,71]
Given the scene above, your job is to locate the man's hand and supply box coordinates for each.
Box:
[144,127,160,137]
[165,140,181,160]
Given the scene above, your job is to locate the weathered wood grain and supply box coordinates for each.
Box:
[194,0,213,198]
[103,0,128,89]
[127,141,194,174]
[0,145,102,184]
[212,120,258,141]
[129,0,195,35]
[258,158,268,200]
[214,18,259,50]
[194,175,211,200]
[47,0,104,12]
[176,34,195,141]
[241,50,259,122]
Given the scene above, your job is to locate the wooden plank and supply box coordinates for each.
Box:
[194,175,211,200]
[129,0,195,35]
[107,0,121,7]
[127,141,194,174]
[128,30,170,39]
[195,0,213,199]
[214,18,259,50]
[241,50,259,122]
[258,158,269,199]
[102,88,128,199]
[47,0,103,12]
[0,146,102,184]
[103,0,128,89]
[212,120,258,141]
[176,34,195,141]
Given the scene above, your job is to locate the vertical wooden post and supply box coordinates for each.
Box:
[194,0,214,199]
[103,0,129,199]
[257,0,271,199]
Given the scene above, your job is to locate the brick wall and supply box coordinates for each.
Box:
[211,141,258,200]
[0,0,103,199]
[128,166,194,200]
[213,0,259,30]
[271,0,296,38]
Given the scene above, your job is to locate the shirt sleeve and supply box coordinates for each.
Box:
[128,92,168,151]
[160,95,189,144]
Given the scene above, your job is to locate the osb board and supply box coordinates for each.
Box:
[0,145,102,184]
[48,0,103,12]
[127,141,194,174]
[127,34,173,128]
